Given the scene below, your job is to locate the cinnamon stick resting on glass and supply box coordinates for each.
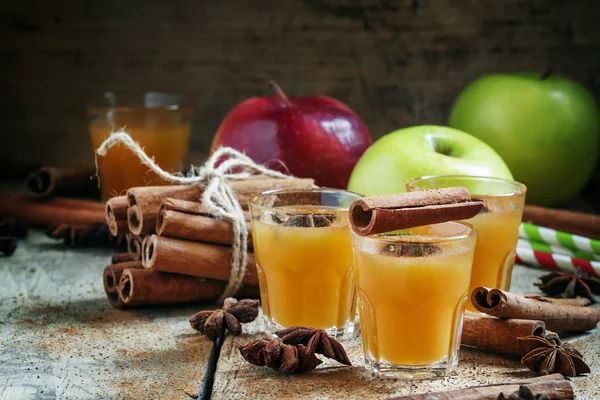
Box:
[461,311,557,357]
[350,187,483,236]
[25,166,99,199]
[142,235,258,285]
[127,178,314,235]
[156,198,252,246]
[471,287,600,332]
[117,268,259,307]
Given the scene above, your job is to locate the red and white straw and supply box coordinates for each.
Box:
[516,247,600,277]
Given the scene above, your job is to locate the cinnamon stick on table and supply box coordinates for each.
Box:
[523,204,600,240]
[127,178,314,235]
[0,192,106,227]
[471,287,600,332]
[387,373,573,400]
[157,198,252,246]
[25,166,99,199]
[461,311,557,357]
[112,252,134,264]
[349,187,483,236]
[105,195,129,237]
[103,261,144,308]
[142,235,258,285]
[117,268,259,307]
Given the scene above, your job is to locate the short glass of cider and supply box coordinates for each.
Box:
[351,221,477,378]
[249,188,362,336]
[406,176,526,312]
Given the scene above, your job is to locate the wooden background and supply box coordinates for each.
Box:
[1,0,599,172]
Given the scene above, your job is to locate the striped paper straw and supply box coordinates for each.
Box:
[517,238,600,261]
[515,246,600,277]
[519,222,600,256]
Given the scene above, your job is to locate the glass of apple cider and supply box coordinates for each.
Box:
[406,176,526,312]
[351,221,476,378]
[88,92,192,200]
[249,188,362,336]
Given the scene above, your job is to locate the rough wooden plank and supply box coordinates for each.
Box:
[212,265,599,399]
[0,0,599,171]
[0,231,213,399]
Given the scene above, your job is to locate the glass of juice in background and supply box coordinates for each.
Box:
[351,221,476,378]
[88,92,192,200]
[249,188,362,336]
[406,176,526,312]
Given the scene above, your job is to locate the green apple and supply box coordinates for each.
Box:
[347,125,513,196]
[449,73,600,206]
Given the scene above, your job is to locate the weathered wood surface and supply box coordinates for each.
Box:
[0,231,213,399]
[1,0,599,171]
[212,265,600,400]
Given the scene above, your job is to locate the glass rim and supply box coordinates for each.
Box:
[350,220,477,245]
[87,91,194,112]
[249,187,363,213]
[405,175,526,198]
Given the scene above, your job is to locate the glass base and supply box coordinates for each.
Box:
[364,352,453,379]
[263,316,353,339]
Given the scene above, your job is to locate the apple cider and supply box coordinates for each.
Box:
[88,92,192,200]
[249,189,362,335]
[406,176,526,312]
[351,222,476,378]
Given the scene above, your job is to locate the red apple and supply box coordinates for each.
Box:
[210,82,373,188]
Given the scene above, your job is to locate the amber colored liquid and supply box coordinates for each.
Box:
[252,209,355,330]
[465,206,522,312]
[354,243,473,365]
[89,122,190,200]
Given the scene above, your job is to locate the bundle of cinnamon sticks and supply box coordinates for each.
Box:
[103,177,315,308]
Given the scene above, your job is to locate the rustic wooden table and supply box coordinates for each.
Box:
[1,231,599,399]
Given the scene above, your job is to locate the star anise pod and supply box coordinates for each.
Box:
[518,336,590,377]
[275,326,352,366]
[535,271,600,304]
[239,338,322,374]
[189,297,260,339]
[497,385,550,400]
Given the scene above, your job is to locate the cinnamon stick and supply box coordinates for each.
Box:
[25,166,99,199]
[103,261,143,308]
[105,195,128,236]
[143,235,258,285]
[127,178,314,235]
[126,233,143,260]
[523,204,600,240]
[387,373,572,400]
[157,198,252,246]
[471,287,600,332]
[350,188,483,236]
[462,311,553,356]
[0,192,106,227]
[112,252,134,264]
[117,268,259,306]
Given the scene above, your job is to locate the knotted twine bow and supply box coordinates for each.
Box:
[96,130,293,299]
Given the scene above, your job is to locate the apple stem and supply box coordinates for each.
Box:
[269,81,292,107]
[540,69,553,80]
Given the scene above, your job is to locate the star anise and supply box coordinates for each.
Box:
[282,215,332,228]
[239,338,322,374]
[275,326,352,366]
[535,271,600,304]
[189,297,260,339]
[497,385,550,400]
[518,336,590,377]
